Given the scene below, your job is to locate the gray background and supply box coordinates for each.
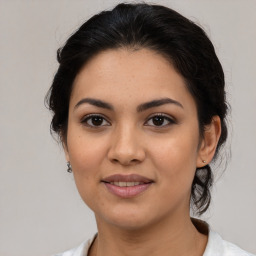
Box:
[0,0,255,255]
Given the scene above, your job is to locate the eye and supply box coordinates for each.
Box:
[145,114,175,127]
[81,114,110,127]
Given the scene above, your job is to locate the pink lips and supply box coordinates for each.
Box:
[102,174,153,198]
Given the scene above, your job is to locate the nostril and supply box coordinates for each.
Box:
[107,144,146,165]
[111,158,140,166]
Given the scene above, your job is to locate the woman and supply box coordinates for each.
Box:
[46,3,254,256]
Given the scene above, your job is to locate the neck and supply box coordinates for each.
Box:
[89,215,208,256]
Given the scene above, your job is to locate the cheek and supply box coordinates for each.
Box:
[67,126,106,173]
[68,138,105,210]
[66,128,108,199]
[150,130,199,188]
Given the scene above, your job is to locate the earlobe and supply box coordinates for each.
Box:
[197,116,221,167]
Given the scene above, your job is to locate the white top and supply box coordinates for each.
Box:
[54,220,255,256]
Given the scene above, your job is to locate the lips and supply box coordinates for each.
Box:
[102,174,153,183]
[107,181,144,187]
[101,174,153,198]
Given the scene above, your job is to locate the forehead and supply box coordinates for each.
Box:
[70,48,196,112]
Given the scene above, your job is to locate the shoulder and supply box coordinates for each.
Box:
[204,229,255,256]
[191,218,255,256]
[52,235,96,256]
[222,239,255,256]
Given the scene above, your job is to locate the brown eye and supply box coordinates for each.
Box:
[91,116,104,126]
[152,116,165,126]
[81,115,110,127]
[145,114,175,127]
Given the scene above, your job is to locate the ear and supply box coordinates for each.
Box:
[197,115,221,168]
[63,142,70,162]
[61,133,70,162]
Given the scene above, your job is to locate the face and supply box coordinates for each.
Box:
[65,48,213,230]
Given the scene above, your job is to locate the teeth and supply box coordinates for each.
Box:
[110,181,142,187]
[119,182,126,187]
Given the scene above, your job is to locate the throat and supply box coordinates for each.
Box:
[89,218,208,256]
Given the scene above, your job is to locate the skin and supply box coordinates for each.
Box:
[64,48,221,256]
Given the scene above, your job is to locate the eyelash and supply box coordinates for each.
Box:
[145,114,176,127]
[81,114,110,128]
[81,113,176,128]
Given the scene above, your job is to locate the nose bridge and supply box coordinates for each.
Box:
[107,121,145,165]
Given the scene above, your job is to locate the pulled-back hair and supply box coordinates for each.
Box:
[45,2,228,215]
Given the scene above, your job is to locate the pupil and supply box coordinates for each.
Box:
[92,116,103,126]
[153,116,164,126]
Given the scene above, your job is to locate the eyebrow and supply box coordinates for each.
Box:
[137,98,183,112]
[74,98,113,111]
[74,97,183,112]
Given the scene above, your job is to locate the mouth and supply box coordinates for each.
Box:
[106,181,147,187]
[102,174,153,183]
[101,174,154,198]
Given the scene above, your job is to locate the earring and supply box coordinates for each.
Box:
[202,160,206,163]
[67,162,72,173]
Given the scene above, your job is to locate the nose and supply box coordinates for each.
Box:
[107,124,146,166]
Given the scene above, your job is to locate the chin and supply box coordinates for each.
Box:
[95,205,164,232]
[107,216,152,231]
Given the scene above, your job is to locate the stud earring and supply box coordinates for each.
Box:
[202,160,206,163]
[67,162,72,173]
